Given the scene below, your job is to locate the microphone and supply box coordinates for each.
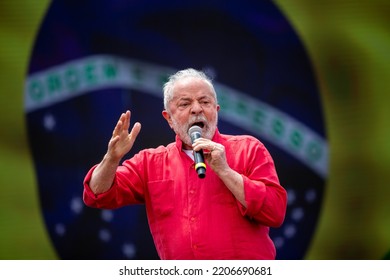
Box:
[188,125,206,178]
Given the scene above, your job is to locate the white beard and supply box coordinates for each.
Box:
[171,113,218,147]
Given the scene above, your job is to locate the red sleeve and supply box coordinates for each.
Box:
[237,142,287,227]
[83,158,145,209]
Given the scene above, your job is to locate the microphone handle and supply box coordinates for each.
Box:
[194,149,206,178]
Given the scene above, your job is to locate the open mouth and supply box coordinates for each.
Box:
[191,121,205,128]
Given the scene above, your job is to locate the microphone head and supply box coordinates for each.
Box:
[188,125,202,137]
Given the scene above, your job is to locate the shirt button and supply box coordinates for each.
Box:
[189,190,194,195]
[193,245,198,250]
[190,217,195,222]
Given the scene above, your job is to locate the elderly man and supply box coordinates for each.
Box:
[83,68,287,259]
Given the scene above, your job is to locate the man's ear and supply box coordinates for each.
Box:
[162,110,173,129]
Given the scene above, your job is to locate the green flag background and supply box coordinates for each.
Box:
[0,0,389,259]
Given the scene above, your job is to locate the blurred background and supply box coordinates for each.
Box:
[0,0,389,260]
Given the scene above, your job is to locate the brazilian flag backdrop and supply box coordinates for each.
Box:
[0,0,389,260]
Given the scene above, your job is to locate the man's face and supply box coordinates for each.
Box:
[162,77,220,149]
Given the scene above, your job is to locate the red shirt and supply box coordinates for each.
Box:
[83,129,287,259]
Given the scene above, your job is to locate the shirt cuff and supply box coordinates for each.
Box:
[82,164,117,208]
[237,175,266,219]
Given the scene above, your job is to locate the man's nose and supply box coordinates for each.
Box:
[191,101,203,114]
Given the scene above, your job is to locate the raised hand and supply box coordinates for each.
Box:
[107,110,141,163]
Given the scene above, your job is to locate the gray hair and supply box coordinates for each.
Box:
[163,68,217,111]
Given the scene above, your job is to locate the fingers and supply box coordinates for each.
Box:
[123,110,131,131]
[208,143,223,152]
[192,138,207,152]
[192,138,223,153]
[112,110,131,137]
[112,119,122,138]
[193,139,227,173]
[129,122,142,143]
[112,111,142,145]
